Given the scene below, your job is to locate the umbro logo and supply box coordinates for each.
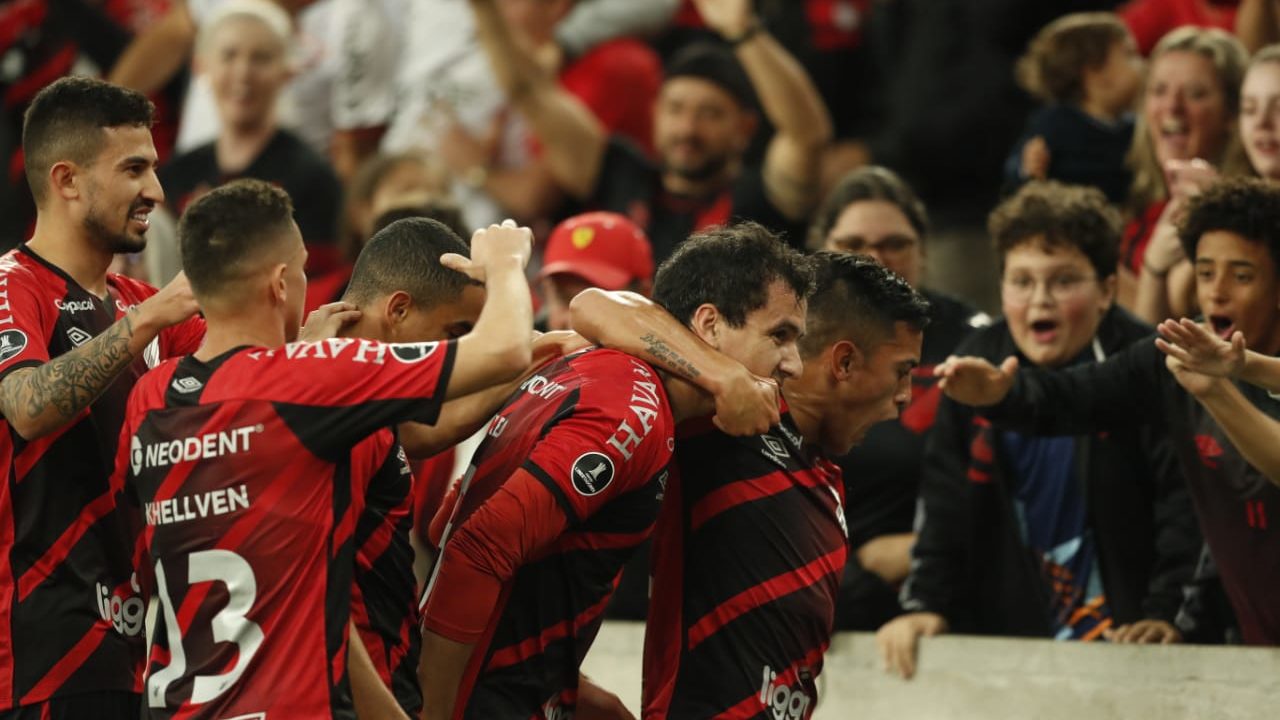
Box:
[760,435,790,467]
[66,326,92,347]
[171,376,204,394]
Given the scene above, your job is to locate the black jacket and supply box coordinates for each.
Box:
[902,307,1203,636]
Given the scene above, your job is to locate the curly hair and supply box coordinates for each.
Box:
[1179,177,1280,265]
[989,180,1121,278]
[1016,12,1130,105]
[807,166,928,250]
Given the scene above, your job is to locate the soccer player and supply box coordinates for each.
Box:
[0,76,202,719]
[416,224,808,720]
[936,177,1280,645]
[571,240,930,719]
[114,178,535,719]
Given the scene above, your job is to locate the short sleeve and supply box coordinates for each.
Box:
[255,338,457,452]
[160,315,207,359]
[522,378,671,523]
[0,274,52,382]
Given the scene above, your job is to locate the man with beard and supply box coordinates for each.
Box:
[0,77,204,718]
[467,0,833,262]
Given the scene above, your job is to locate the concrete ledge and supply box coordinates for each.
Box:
[581,621,1280,719]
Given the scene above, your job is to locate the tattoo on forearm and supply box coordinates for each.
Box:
[639,333,701,381]
[0,311,138,429]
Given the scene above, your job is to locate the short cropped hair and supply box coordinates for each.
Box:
[799,252,931,359]
[653,222,814,327]
[22,76,154,203]
[989,181,1121,278]
[1179,177,1280,267]
[344,218,481,310]
[179,179,296,298]
[808,166,929,250]
[1016,12,1131,104]
[371,200,468,240]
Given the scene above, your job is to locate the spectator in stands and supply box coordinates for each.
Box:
[808,166,988,631]
[539,211,654,331]
[1004,13,1144,204]
[1120,27,1247,314]
[1137,42,1280,324]
[935,176,1280,647]
[877,181,1202,679]
[158,0,342,276]
[469,0,833,263]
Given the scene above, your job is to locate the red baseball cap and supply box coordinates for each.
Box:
[539,212,654,290]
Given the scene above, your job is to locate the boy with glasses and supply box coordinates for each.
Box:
[877,182,1201,678]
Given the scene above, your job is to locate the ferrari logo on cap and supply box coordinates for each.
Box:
[572,227,595,249]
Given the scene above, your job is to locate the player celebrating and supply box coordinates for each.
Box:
[0,77,202,719]
[114,179,535,719]
[416,224,806,720]
[572,243,930,719]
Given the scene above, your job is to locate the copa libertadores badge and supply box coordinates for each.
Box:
[571,452,615,496]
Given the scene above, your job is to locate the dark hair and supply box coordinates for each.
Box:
[179,179,296,298]
[664,42,758,109]
[799,252,931,358]
[989,181,1120,278]
[371,199,468,240]
[1016,13,1130,104]
[652,222,814,326]
[1179,177,1280,266]
[344,217,481,310]
[808,166,928,250]
[22,76,155,203]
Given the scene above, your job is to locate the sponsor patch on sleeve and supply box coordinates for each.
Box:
[0,329,29,364]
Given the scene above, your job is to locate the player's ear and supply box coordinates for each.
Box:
[49,161,80,202]
[830,339,858,382]
[269,263,288,305]
[689,303,721,347]
[385,291,413,327]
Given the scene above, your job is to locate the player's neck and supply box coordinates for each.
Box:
[195,312,287,362]
[781,389,823,449]
[659,373,714,424]
[27,212,113,297]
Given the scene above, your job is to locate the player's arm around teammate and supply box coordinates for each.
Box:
[569,288,780,435]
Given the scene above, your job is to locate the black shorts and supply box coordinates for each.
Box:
[0,691,139,720]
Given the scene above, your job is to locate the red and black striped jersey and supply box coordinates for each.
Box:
[0,244,204,710]
[420,348,673,719]
[114,337,456,720]
[352,441,422,716]
[643,407,847,720]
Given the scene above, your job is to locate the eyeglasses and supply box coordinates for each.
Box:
[828,234,918,257]
[1002,273,1098,302]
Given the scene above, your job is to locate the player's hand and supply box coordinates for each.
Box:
[576,674,636,720]
[1105,619,1182,644]
[934,355,1018,407]
[712,368,780,436]
[691,0,756,39]
[876,612,948,680]
[1020,136,1050,180]
[531,330,592,368]
[446,220,534,281]
[135,271,200,331]
[1155,318,1246,379]
[298,302,362,342]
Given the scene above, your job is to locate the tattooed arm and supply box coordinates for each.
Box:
[0,274,199,441]
[569,289,779,435]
